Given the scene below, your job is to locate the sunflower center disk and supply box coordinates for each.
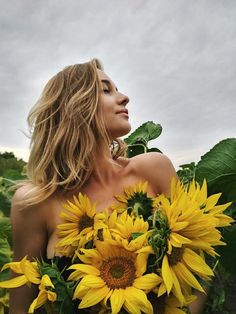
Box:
[168,247,184,266]
[78,215,94,231]
[100,257,136,289]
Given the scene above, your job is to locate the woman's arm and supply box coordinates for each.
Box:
[9,186,48,314]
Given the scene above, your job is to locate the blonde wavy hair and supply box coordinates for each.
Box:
[15,58,127,207]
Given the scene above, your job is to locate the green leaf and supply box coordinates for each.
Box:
[177,162,197,185]
[147,147,162,153]
[0,217,12,245]
[195,138,236,201]
[0,235,12,268]
[126,144,146,158]
[217,225,236,275]
[0,193,11,218]
[124,121,162,146]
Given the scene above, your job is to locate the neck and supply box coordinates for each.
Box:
[88,146,123,189]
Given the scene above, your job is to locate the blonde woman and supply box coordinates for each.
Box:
[9,59,203,313]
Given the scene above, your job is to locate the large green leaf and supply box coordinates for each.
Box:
[124,121,162,146]
[195,138,236,200]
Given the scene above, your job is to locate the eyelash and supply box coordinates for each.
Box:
[103,89,110,93]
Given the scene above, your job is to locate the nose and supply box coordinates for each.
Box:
[118,92,129,106]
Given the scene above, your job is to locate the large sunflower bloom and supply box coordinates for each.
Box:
[112,181,154,219]
[68,241,161,314]
[153,178,232,256]
[160,246,213,305]
[100,209,151,252]
[56,192,107,257]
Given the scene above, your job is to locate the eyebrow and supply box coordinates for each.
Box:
[101,79,118,91]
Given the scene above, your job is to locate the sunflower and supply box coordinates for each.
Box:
[56,192,107,257]
[187,179,234,227]
[160,246,213,306]
[0,257,57,313]
[28,274,57,313]
[153,178,232,257]
[112,181,154,219]
[0,256,41,288]
[101,209,152,252]
[68,241,161,314]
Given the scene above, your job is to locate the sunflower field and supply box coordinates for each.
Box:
[0,122,235,314]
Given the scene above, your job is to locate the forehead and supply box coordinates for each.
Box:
[97,69,115,86]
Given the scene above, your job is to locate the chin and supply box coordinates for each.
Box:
[111,124,131,139]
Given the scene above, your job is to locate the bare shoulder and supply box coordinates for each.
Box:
[12,183,35,208]
[130,152,178,196]
[11,183,48,260]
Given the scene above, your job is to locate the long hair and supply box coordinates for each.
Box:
[15,58,127,207]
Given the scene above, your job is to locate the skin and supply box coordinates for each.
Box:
[9,70,203,313]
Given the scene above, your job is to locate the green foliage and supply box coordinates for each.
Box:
[0,193,11,218]
[0,152,26,177]
[124,121,162,157]
[0,215,12,314]
[177,162,197,185]
[39,259,75,313]
[195,138,236,204]
[0,151,25,313]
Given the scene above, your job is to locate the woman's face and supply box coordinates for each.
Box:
[97,69,131,140]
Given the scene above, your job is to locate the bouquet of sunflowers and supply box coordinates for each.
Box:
[0,178,234,314]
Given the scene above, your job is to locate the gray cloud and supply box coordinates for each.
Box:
[0,0,235,169]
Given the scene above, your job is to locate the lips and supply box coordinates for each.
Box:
[117,109,129,115]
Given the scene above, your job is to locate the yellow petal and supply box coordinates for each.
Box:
[170,268,185,306]
[133,273,162,290]
[162,255,173,293]
[135,253,148,277]
[157,282,167,297]
[28,291,47,313]
[183,248,214,276]
[79,286,110,309]
[0,275,28,288]
[68,264,100,276]
[1,261,22,274]
[41,274,54,288]
[125,287,153,314]
[110,289,125,314]
[197,179,207,205]
[123,299,141,314]
[173,263,204,292]
[78,275,105,288]
[170,233,191,247]
[204,193,221,211]
[73,284,90,299]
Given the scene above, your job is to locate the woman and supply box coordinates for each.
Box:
[9,58,202,313]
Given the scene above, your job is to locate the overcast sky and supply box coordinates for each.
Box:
[0,0,235,169]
